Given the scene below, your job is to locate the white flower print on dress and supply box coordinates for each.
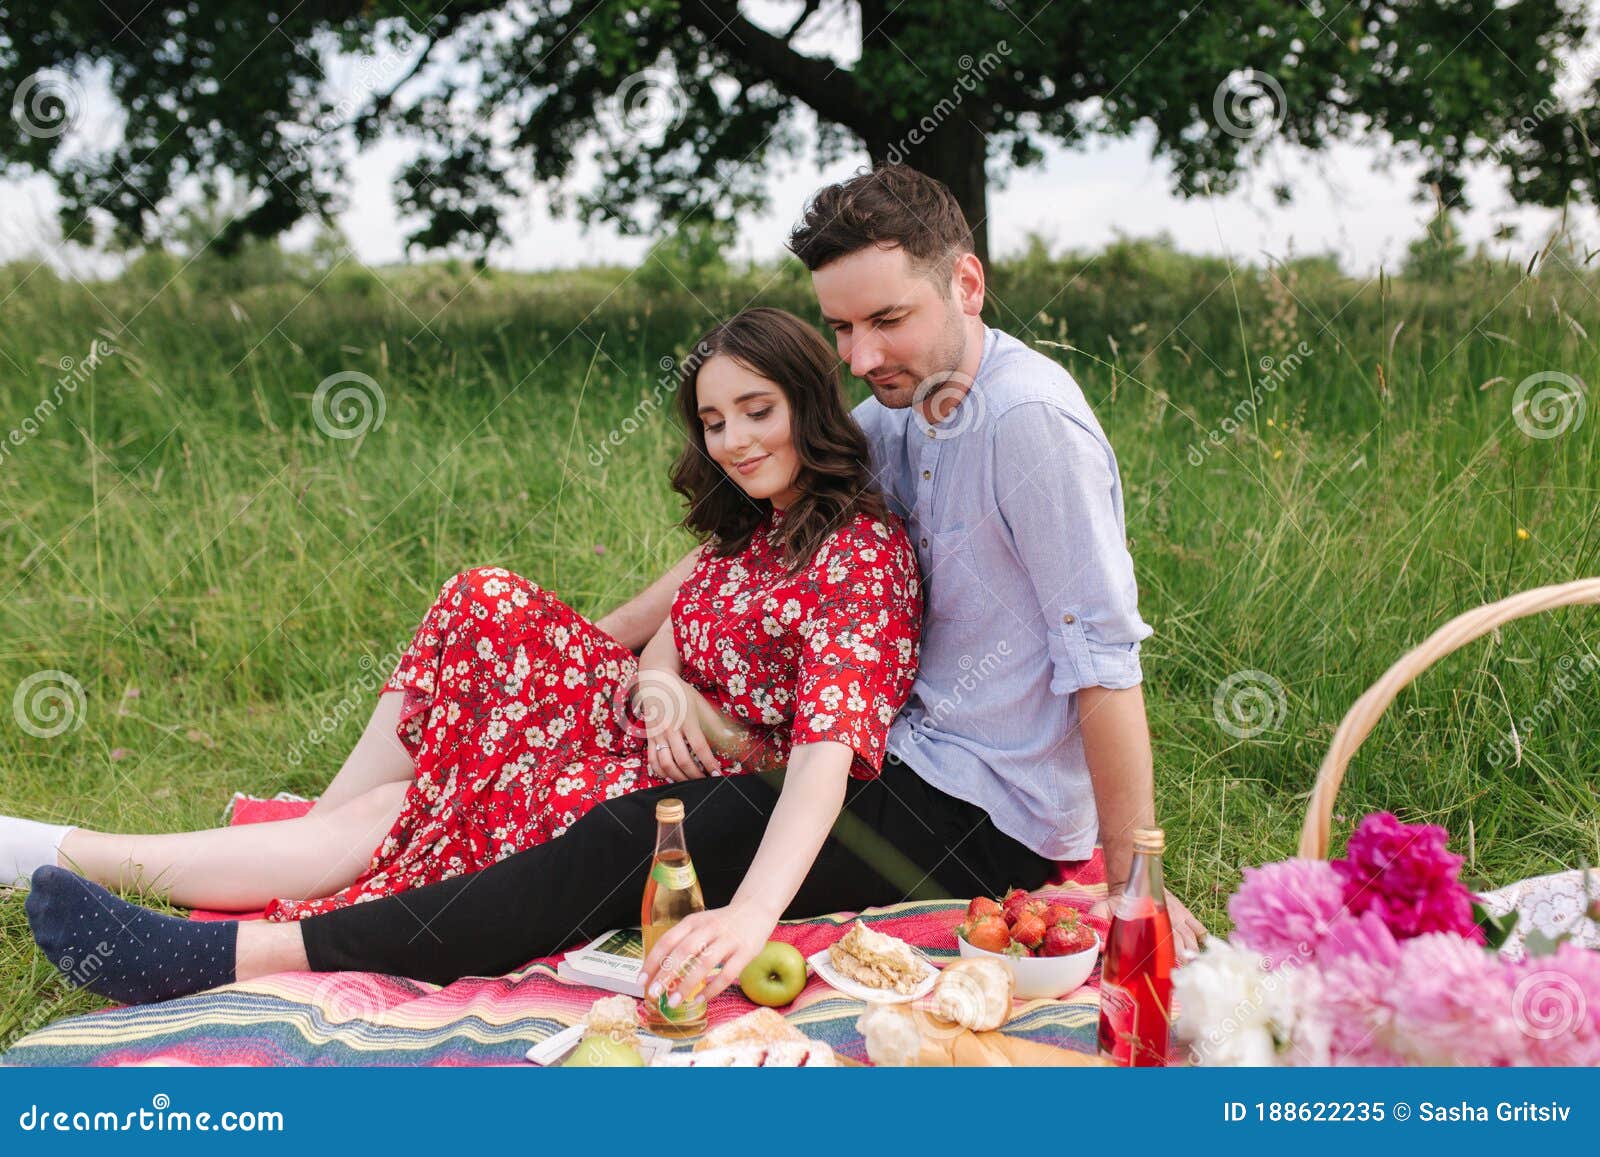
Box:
[264,518,921,922]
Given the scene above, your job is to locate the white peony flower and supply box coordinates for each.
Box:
[1172,938,1327,1067]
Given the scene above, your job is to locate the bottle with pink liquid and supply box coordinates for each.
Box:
[1096,827,1175,1066]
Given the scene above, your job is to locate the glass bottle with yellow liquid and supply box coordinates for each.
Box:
[641,798,709,1035]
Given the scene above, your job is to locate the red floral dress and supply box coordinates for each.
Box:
[264,508,921,920]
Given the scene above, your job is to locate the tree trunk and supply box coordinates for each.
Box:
[868,112,991,266]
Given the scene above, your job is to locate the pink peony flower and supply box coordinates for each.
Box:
[1388,932,1519,1065]
[1333,811,1484,943]
[1506,943,1600,1066]
[1316,909,1407,1064]
[1228,858,1347,967]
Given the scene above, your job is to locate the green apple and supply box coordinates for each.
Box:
[739,940,808,1007]
[562,1035,644,1067]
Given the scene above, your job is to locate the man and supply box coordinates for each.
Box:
[27,165,1205,1008]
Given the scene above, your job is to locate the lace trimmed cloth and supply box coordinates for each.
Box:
[1476,869,1600,960]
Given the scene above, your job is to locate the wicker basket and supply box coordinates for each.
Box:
[1298,577,1600,860]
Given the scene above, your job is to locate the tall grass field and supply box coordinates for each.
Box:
[1,238,1596,1042]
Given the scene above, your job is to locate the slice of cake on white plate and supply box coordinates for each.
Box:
[651,1042,838,1067]
[649,1007,838,1066]
[827,920,928,995]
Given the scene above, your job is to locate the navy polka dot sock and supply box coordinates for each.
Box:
[24,865,238,1005]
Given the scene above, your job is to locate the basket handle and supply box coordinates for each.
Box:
[1299,577,1600,859]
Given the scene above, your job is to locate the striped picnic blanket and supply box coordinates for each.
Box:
[4,799,1122,1067]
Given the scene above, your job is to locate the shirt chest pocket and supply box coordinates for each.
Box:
[923,524,983,623]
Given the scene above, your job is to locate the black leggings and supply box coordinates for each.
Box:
[301,755,1056,985]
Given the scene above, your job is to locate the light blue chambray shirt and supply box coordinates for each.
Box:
[852,326,1153,860]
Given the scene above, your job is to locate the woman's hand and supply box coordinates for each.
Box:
[634,668,722,782]
[642,903,775,1006]
[1089,885,1210,960]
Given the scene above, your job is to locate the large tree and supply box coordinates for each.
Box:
[3,0,1595,263]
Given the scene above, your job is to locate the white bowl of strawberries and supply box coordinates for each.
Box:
[954,889,1101,999]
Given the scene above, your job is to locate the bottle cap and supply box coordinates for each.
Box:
[655,798,685,823]
[1132,827,1165,852]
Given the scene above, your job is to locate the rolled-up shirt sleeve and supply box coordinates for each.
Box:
[993,402,1153,695]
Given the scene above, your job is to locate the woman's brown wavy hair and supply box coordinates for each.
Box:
[670,307,889,570]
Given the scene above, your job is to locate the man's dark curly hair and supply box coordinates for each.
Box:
[787,163,974,292]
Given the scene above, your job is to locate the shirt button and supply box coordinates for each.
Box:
[1061,613,1076,624]
[925,428,936,439]
[920,537,929,548]
[921,470,931,480]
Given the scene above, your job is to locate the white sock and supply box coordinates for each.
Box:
[0,817,76,889]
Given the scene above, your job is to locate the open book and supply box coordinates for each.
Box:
[556,928,646,997]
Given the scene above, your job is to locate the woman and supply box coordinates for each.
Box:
[10,308,922,937]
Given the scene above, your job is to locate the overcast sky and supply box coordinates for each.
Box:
[3,1,1595,279]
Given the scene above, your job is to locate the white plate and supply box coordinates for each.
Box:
[806,947,939,1004]
[525,1024,676,1066]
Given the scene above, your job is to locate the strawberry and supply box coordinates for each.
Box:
[966,895,1004,921]
[1041,923,1097,957]
[1042,902,1079,927]
[1003,939,1031,958]
[961,913,1012,954]
[1002,889,1047,925]
[1009,910,1047,949]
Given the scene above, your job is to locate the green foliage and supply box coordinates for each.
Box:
[635,218,736,296]
[1403,208,1468,283]
[0,1,1593,259]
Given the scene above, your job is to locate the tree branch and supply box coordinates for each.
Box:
[677,0,863,130]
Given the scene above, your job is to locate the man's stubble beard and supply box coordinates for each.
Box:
[863,302,970,412]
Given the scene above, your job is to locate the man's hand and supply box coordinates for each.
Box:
[642,903,774,1006]
[1089,886,1209,960]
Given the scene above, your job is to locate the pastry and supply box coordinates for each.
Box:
[582,993,642,1045]
[653,1041,837,1067]
[828,919,928,995]
[856,1004,1108,1067]
[925,957,1014,1031]
[692,1006,807,1052]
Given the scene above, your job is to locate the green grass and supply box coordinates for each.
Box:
[1,240,1597,1045]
